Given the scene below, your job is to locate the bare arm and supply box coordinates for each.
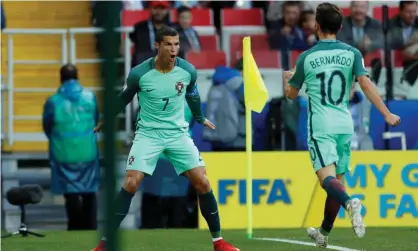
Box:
[283,71,299,99]
[357,75,390,117]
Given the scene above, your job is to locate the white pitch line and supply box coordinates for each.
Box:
[254,237,363,251]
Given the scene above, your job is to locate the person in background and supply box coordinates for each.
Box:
[337,1,383,55]
[129,1,171,65]
[388,0,418,98]
[300,10,317,47]
[141,101,196,229]
[203,59,245,152]
[174,6,201,58]
[1,2,6,30]
[268,1,309,69]
[42,64,100,231]
[268,1,308,50]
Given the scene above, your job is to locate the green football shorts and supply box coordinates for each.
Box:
[308,134,352,175]
[126,129,205,175]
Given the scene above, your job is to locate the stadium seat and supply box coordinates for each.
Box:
[229,34,269,66]
[185,51,226,69]
[199,35,219,51]
[234,50,281,68]
[372,6,399,22]
[393,50,404,67]
[221,8,264,26]
[122,10,150,27]
[170,8,213,26]
[369,100,418,150]
[340,7,351,16]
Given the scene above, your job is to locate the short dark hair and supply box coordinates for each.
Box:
[315,3,343,35]
[177,5,191,16]
[60,64,78,82]
[155,25,178,43]
[400,0,417,10]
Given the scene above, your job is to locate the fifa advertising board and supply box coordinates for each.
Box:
[198,151,418,229]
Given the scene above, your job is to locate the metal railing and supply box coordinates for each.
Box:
[2,27,135,148]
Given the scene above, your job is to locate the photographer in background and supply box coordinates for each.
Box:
[42,64,100,231]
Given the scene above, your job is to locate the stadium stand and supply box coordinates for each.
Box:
[1,1,417,155]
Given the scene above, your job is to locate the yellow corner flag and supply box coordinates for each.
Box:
[242,37,269,240]
[243,37,269,113]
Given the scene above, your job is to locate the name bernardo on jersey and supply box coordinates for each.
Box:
[309,55,353,69]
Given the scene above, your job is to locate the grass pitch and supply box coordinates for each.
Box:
[2,228,417,251]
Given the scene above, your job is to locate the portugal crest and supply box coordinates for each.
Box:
[128,156,135,165]
[175,82,184,95]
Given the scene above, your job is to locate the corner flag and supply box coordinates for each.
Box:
[242,37,268,240]
[243,37,268,112]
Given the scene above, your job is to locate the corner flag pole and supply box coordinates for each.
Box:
[245,104,253,240]
[243,36,269,240]
[243,37,253,240]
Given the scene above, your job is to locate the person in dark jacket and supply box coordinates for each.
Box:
[42,64,100,231]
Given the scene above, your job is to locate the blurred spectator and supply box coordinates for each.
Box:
[388,0,418,53]
[337,1,383,55]
[268,1,309,51]
[300,10,317,47]
[1,2,6,30]
[203,59,245,152]
[129,1,170,65]
[388,1,418,97]
[266,1,317,29]
[42,64,100,231]
[174,6,201,58]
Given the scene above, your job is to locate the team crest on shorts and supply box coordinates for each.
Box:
[128,156,135,165]
[175,82,184,95]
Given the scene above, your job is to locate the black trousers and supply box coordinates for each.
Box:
[141,193,188,229]
[63,192,97,230]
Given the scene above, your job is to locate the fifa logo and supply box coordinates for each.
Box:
[175,82,184,96]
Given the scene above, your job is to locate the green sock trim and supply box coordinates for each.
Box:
[211,231,222,238]
[319,227,330,236]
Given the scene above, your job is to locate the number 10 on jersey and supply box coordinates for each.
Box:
[316,70,347,106]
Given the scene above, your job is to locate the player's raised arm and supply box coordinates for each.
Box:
[353,49,400,127]
[94,71,140,132]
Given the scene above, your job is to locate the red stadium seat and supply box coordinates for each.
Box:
[234,50,281,68]
[372,6,399,22]
[200,35,219,51]
[364,50,383,67]
[221,8,264,26]
[340,7,351,17]
[290,50,303,69]
[393,50,404,67]
[229,34,269,66]
[170,8,213,26]
[122,10,150,27]
[186,51,226,69]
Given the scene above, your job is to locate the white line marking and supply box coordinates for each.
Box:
[254,237,363,251]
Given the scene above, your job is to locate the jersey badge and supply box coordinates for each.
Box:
[175,82,184,96]
[128,156,135,165]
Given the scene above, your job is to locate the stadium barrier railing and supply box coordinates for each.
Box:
[2,28,135,150]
